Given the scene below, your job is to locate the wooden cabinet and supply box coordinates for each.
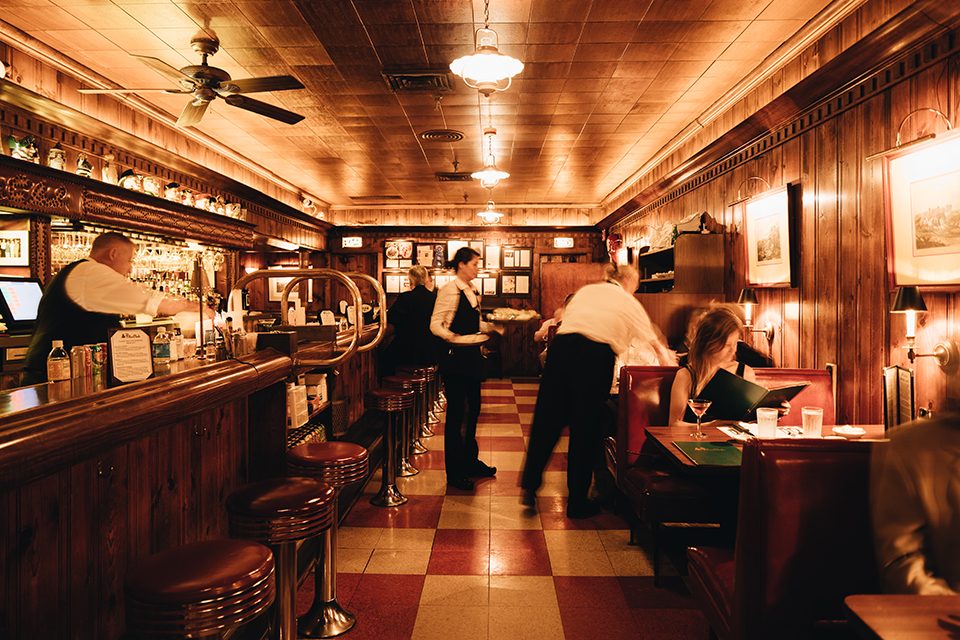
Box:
[636,233,724,294]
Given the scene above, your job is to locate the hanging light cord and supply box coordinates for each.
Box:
[483,0,490,29]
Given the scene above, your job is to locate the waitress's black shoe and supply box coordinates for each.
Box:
[469,463,497,478]
[447,477,475,491]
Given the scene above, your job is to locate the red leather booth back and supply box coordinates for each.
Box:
[616,366,679,468]
[753,368,835,426]
[733,438,880,638]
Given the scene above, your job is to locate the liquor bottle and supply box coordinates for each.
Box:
[152,328,171,367]
[46,340,71,381]
[172,327,184,361]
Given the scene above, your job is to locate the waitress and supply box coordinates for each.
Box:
[430,247,498,491]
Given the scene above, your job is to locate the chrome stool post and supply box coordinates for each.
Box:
[382,374,429,462]
[364,387,415,507]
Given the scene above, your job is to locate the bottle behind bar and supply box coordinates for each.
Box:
[47,339,71,381]
[152,328,171,367]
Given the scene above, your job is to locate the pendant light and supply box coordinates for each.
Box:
[450,0,523,96]
[471,128,509,188]
[477,197,503,225]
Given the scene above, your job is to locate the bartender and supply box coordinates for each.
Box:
[22,232,210,385]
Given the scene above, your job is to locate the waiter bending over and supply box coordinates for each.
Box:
[22,232,210,385]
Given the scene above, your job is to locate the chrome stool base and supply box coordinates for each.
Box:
[427,411,441,425]
[370,483,407,507]
[298,598,356,638]
[411,437,428,454]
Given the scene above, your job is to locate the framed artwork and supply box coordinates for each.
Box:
[383,272,410,294]
[884,129,960,287]
[485,245,500,269]
[384,240,414,269]
[501,274,530,297]
[447,240,468,261]
[267,267,312,302]
[743,184,796,287]
[0,230,29,266]
[416,242,446,267]
[501,247,532,269]
[469,240,485,267]
[434,273,455,289]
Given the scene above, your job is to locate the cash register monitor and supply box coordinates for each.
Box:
[0,276,44,334]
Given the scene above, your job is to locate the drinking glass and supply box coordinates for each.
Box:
[688,398,712,439]
[801,406,824,438]
[756,407,780,438]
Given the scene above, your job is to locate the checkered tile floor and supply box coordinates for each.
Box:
[296,379,709,640]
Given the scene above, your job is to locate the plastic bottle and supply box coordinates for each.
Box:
[46,339,71,381]
[172,327,183,361]
[152,327,171,367]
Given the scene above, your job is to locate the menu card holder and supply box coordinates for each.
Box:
[883,365,914,429]
[107,328,154,385]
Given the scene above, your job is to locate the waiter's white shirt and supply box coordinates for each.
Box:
[430,277,493,342]
[65,258,164,316]
[558,281,657,356]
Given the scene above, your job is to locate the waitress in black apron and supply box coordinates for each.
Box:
[429,247,498,491]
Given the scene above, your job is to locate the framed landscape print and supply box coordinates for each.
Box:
[884,128,960,287]
[743,185,796,287]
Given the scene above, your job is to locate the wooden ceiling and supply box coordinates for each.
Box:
[5,0,843,211]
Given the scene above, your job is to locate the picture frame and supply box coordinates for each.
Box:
[884,128,960,287]
[384,240,414,269]
[0,230,29,266]
[415,242,446,268]
[743,184,796,287]
[501,246,532,270]
[485,245,500,269]
[383,272,410,294]
[267,267,312,302]
[500,274,530,297]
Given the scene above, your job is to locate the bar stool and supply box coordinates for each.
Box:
[364,387,415,507]
[226,477,335,640]
[397,364,439,433]
[125,538,276,639]
[383,373,429,460]
[287,442,369,638]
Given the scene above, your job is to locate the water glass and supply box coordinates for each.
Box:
[802,406,824,438]
[756,407,779,438]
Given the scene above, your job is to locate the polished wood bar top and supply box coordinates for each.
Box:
[845,594,960,639]
[0,349,293,491]
[645,423,886,474]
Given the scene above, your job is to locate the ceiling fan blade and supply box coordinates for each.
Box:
[176,99,210,127]
[78,88,192,94]
[224,75,305,94]
[130,54,195,85]
[223,95,305,124]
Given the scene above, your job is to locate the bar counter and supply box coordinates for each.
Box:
[0,348,295,639]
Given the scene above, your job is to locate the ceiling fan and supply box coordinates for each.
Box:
[79,35,306,127]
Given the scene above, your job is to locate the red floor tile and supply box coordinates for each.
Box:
[554,576,630,609]
[559,606,641,640]
[535,496,568,514]
[338,603,418,640]
[427,549,490,575]
[296,572,361,616]
[351,574,425,605]
[433,528,490,551]
[476,436,526,451]
[631,608,711,640]
[618,576,697,609]
[482,396,517,404]
[490,529,547,551]
[408,449,445,469]
[477,413,519,423]
[343,496,443,528]
[489,547,552,575]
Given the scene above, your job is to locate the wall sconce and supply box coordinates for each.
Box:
[890,285,957,367]
[738,288,775,342]
[728,176,772,207]
[866,109,953,162]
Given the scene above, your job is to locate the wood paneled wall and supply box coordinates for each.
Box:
[328,206,600,228]
[612,53,960,425]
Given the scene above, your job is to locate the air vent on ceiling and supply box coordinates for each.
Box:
[349,195,404,202]
[435,172,474,182]
[382,69,454,93]
[420,129,464,142]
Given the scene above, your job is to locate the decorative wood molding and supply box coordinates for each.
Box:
[0,155,256,248]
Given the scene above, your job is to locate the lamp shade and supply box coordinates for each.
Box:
[891,286,927,312]
[738,288,759,305]
[450,28,523,96]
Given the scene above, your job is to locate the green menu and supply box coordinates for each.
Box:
[672,441,742,466]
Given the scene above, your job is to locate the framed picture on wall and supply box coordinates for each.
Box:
[267,267,313,302]
[884,128,960,287]
[501,274,530,297]
[0,230,29,266]
[469,240,485,267]
[416,242,446,268]
[384,240,414,269]
[447,240,468,261]
[485,245,500,269]
[743,184,797,287]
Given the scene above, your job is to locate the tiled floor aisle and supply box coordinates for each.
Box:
[297,379,710,640]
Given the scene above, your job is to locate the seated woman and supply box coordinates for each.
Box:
[668,306,757,426]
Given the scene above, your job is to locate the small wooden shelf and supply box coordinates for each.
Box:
[636,233,724,294]
[308,400,330,419]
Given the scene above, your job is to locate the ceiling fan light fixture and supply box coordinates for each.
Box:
[477,200,504,225]
[450,27,523,96]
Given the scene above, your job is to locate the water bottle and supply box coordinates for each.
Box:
[46,339,71,381]
[152,327,171,367]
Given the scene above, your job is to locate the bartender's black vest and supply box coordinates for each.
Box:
[438,289,484,379]
[23,260,121,379]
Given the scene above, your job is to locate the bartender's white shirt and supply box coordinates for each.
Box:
[65,258,164,316]
[430,277,493,342]
[558,281,657,356]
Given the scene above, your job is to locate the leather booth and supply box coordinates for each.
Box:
[686,438,882,640]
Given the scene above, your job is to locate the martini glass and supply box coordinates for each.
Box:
[688,398,712,439]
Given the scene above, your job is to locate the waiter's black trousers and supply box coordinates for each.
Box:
[521,333,616,507]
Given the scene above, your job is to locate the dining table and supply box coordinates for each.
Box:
[845,594,960,639]
[644,423,887,475]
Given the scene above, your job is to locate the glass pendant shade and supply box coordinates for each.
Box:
[477,200,503,224]
[472,153,509,189]
[450,28,523,96]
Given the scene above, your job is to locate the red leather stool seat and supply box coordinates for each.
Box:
[227,477,335,543]
[383,373,426,392]
[125,539,275,636]
[287,442,370,489]
[364,387,415,411]
[397,364,436,382]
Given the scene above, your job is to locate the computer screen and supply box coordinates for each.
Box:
[0,276,44,332]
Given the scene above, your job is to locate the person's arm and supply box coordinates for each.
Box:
[429,285,460,342]
[872,444,958,594]
[534,318,555,342]
[669,368,694,426]
[158,297,212,318]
